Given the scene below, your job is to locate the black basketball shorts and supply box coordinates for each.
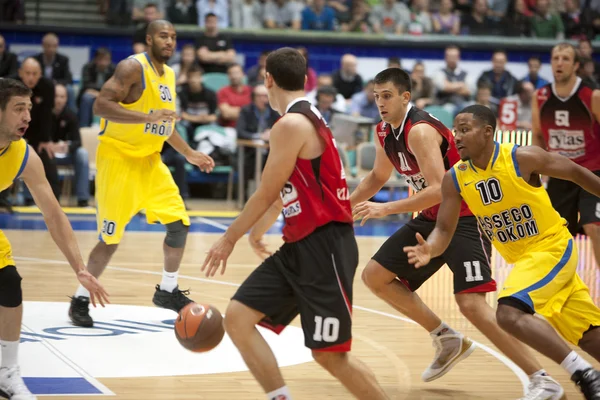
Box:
[232,222,357,352]
[372,214,496,294]
[547,171,600,236]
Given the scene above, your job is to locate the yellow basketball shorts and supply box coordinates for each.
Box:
[0,230,14,269]
[499,234,600,345]
[95,144,190,245]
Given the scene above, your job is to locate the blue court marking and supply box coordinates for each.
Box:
[24,377,102,395]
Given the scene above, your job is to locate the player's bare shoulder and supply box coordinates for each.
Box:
[99,58,144,105]
[274,112,319,157]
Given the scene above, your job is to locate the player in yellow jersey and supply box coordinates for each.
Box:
[405,104,600,399]
[0,78,109,399]
[68,20,215,328]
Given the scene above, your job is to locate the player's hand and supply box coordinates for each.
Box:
[186,150,215,173]
[249,235,271,260]
[352,201,389,226]
[403,233,431,268]
[202,235,235,277]
[147,109,178,123]
[76,270,110,307]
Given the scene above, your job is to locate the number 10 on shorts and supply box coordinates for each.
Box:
[313,316,340,342]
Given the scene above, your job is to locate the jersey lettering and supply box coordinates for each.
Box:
[547,129,585,159]
[477,204,539,244]
[144,109,173,137]
[398,152,411,171]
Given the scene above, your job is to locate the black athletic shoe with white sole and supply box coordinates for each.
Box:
[152,284,194,312]
[68,296,93,327]
[572,368,600,399]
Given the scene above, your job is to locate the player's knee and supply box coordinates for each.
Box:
[361,260,386,292]
[455,293,485,321]
[164,221,189,248]
[579,326,600,350]
[496,303,524,332]
[583,223,600,240]
[0,266,23,308]
[223,301,253,339]
[312,351,347,375]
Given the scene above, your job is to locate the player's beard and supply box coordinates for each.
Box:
[151,45,171,64]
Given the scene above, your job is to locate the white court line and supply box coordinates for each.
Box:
[16,255,529,394]
[193,217,230,231]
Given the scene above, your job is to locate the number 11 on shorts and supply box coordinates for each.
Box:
[464,261,484,282]
[313,316,340,342]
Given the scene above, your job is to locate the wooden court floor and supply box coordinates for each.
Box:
[8,227,600,400]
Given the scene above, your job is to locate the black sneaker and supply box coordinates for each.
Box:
[69,296,93,327]
[572,368,600,399]
[152,284,194,313]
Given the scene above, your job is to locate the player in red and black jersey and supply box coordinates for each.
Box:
[532,42,600,270]
[351,68,559,397]
[202,48,388,400]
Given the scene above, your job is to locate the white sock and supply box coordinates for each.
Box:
[74,285,90,299]
[560,351,593,376]
[530,369,548,378]
[1,341,18,368]
[430,322,456,337]
[266,386,292,400]
[160,269,178,293]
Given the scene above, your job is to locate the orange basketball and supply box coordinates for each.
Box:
[174,303,225,353]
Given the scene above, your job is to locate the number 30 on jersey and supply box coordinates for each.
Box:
[159,84,173,102]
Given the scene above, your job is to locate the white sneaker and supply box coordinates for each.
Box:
[519,375,564,400]
[0,366,37,400]
[422,333,476,382]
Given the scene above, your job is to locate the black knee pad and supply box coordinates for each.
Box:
[0,266,23,308]
[165,220,189,248]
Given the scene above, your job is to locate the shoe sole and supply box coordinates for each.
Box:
[422,337,477,382]
[68,311,93,328]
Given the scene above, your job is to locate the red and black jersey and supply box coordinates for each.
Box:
[279,98,353,243]
[374,104,472,221]
[537,78,600,171]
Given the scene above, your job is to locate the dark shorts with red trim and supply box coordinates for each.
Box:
[547,170,600,236]
[372,214,496,294]
[232,222,357,352]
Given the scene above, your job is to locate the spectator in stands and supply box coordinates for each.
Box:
[195,13,237,74]
[407,0,433,35]
[349,80,379,120]
[133,0,165,23]
[172,44,198,88]
[460,0,500,35]
[79,47,115,127]
[388,57,402,68]
[217,64,252,128]
[370,0,410,34]
[315,86,339,124]
[0,35,17,78]
[579,57,599,88]
[531,0,565,38]
[503,0,532,36]
[302,0,336,30]
[297,47,317,92]
[579,39,600,82]
[35,33,74,111]
[230,0,264,29]
[307,74,347,112]
[179,65,218,141]
[431,0,461,35]
[168,0,198,24]
[472,82,498,116]
[340,0,373,33]
[52,84,90,207]
[132,3,161,54]
[328,0,352,25]
[106,0,132,26]
[17,58,60,203]
[197,0,230,28]
[247,51,269,87]
[411,61,435,109]
[562,0,595,39]
[522,56,549,89]
[477,50,518,105]
[503,81,534,129]
[488,0,511,20]
[264,0,302,29]
[332,54,363,100]
[433,45,473,114]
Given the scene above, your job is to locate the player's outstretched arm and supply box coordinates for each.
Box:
[517,145,600,198]
[20,147,110,306]
[167,128,215,173]
[403,171,462,268]
[530,91,545,149]
[349,135,394,207]
[248,198,283,260]
[93,58,176,124]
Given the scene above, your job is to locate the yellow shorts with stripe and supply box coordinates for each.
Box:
[96,144,190,245]
[0,230,14,269]
[499,232,600,345]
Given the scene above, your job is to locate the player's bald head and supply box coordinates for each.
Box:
[147,20,174,36]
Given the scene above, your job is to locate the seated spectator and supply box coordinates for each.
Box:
[340,0,373,33]
[562,0,595,39]
[472,83,498,116]
[328,0,352,25]
[179,65,218,142]
[302,0,336,30]
[230,0,264,29]
[460,0,500,35]
[167,0,198,24]
[52,84,90,207]
[197,0,229,28]
[522,56,549,89]
[431,0,461,35]
[477,50,519,105]
[79,47,115,127]
[264,0,302,29]
[247,51,269,87]
[500,81,534,130]
[172,44,198,88]
[307,74,347,113]
[388,57,402,68]
[217,64,252,128]
[579,57,599,89]
[0,0,25,23]
[407,0,433,35]
[34,33,74,110]
[488,0,511,21]
[132,3,160,54]
[411,62,435,109]
[0,35,17,78]
[370,0,410,34]
[133,0,165,23]
[297,47,317,92]
[433,45,473,114]
[531,0,565,38]
[195,13,237,74]
[332,54,363,101]
[503,0,532,36]
[315,86,340,124]
[349,80,379,120]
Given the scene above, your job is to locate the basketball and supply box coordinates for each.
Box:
[174,303,225,353]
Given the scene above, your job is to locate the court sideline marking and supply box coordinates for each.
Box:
[16,255,529,394]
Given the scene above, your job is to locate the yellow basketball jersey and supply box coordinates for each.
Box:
[451,142,568,264]
[0,139,29,192]
[98,52,177,158]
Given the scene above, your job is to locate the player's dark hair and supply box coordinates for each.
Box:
[265,47,306,91]
[0,78,32,111]
[459,104,497,132]
[373,68,412,94]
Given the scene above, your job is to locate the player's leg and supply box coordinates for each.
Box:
[225,249,298,399]
[363,215,472,382]
[144,158,192,312]
[578,173,600,269]
[0,231,35,399]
